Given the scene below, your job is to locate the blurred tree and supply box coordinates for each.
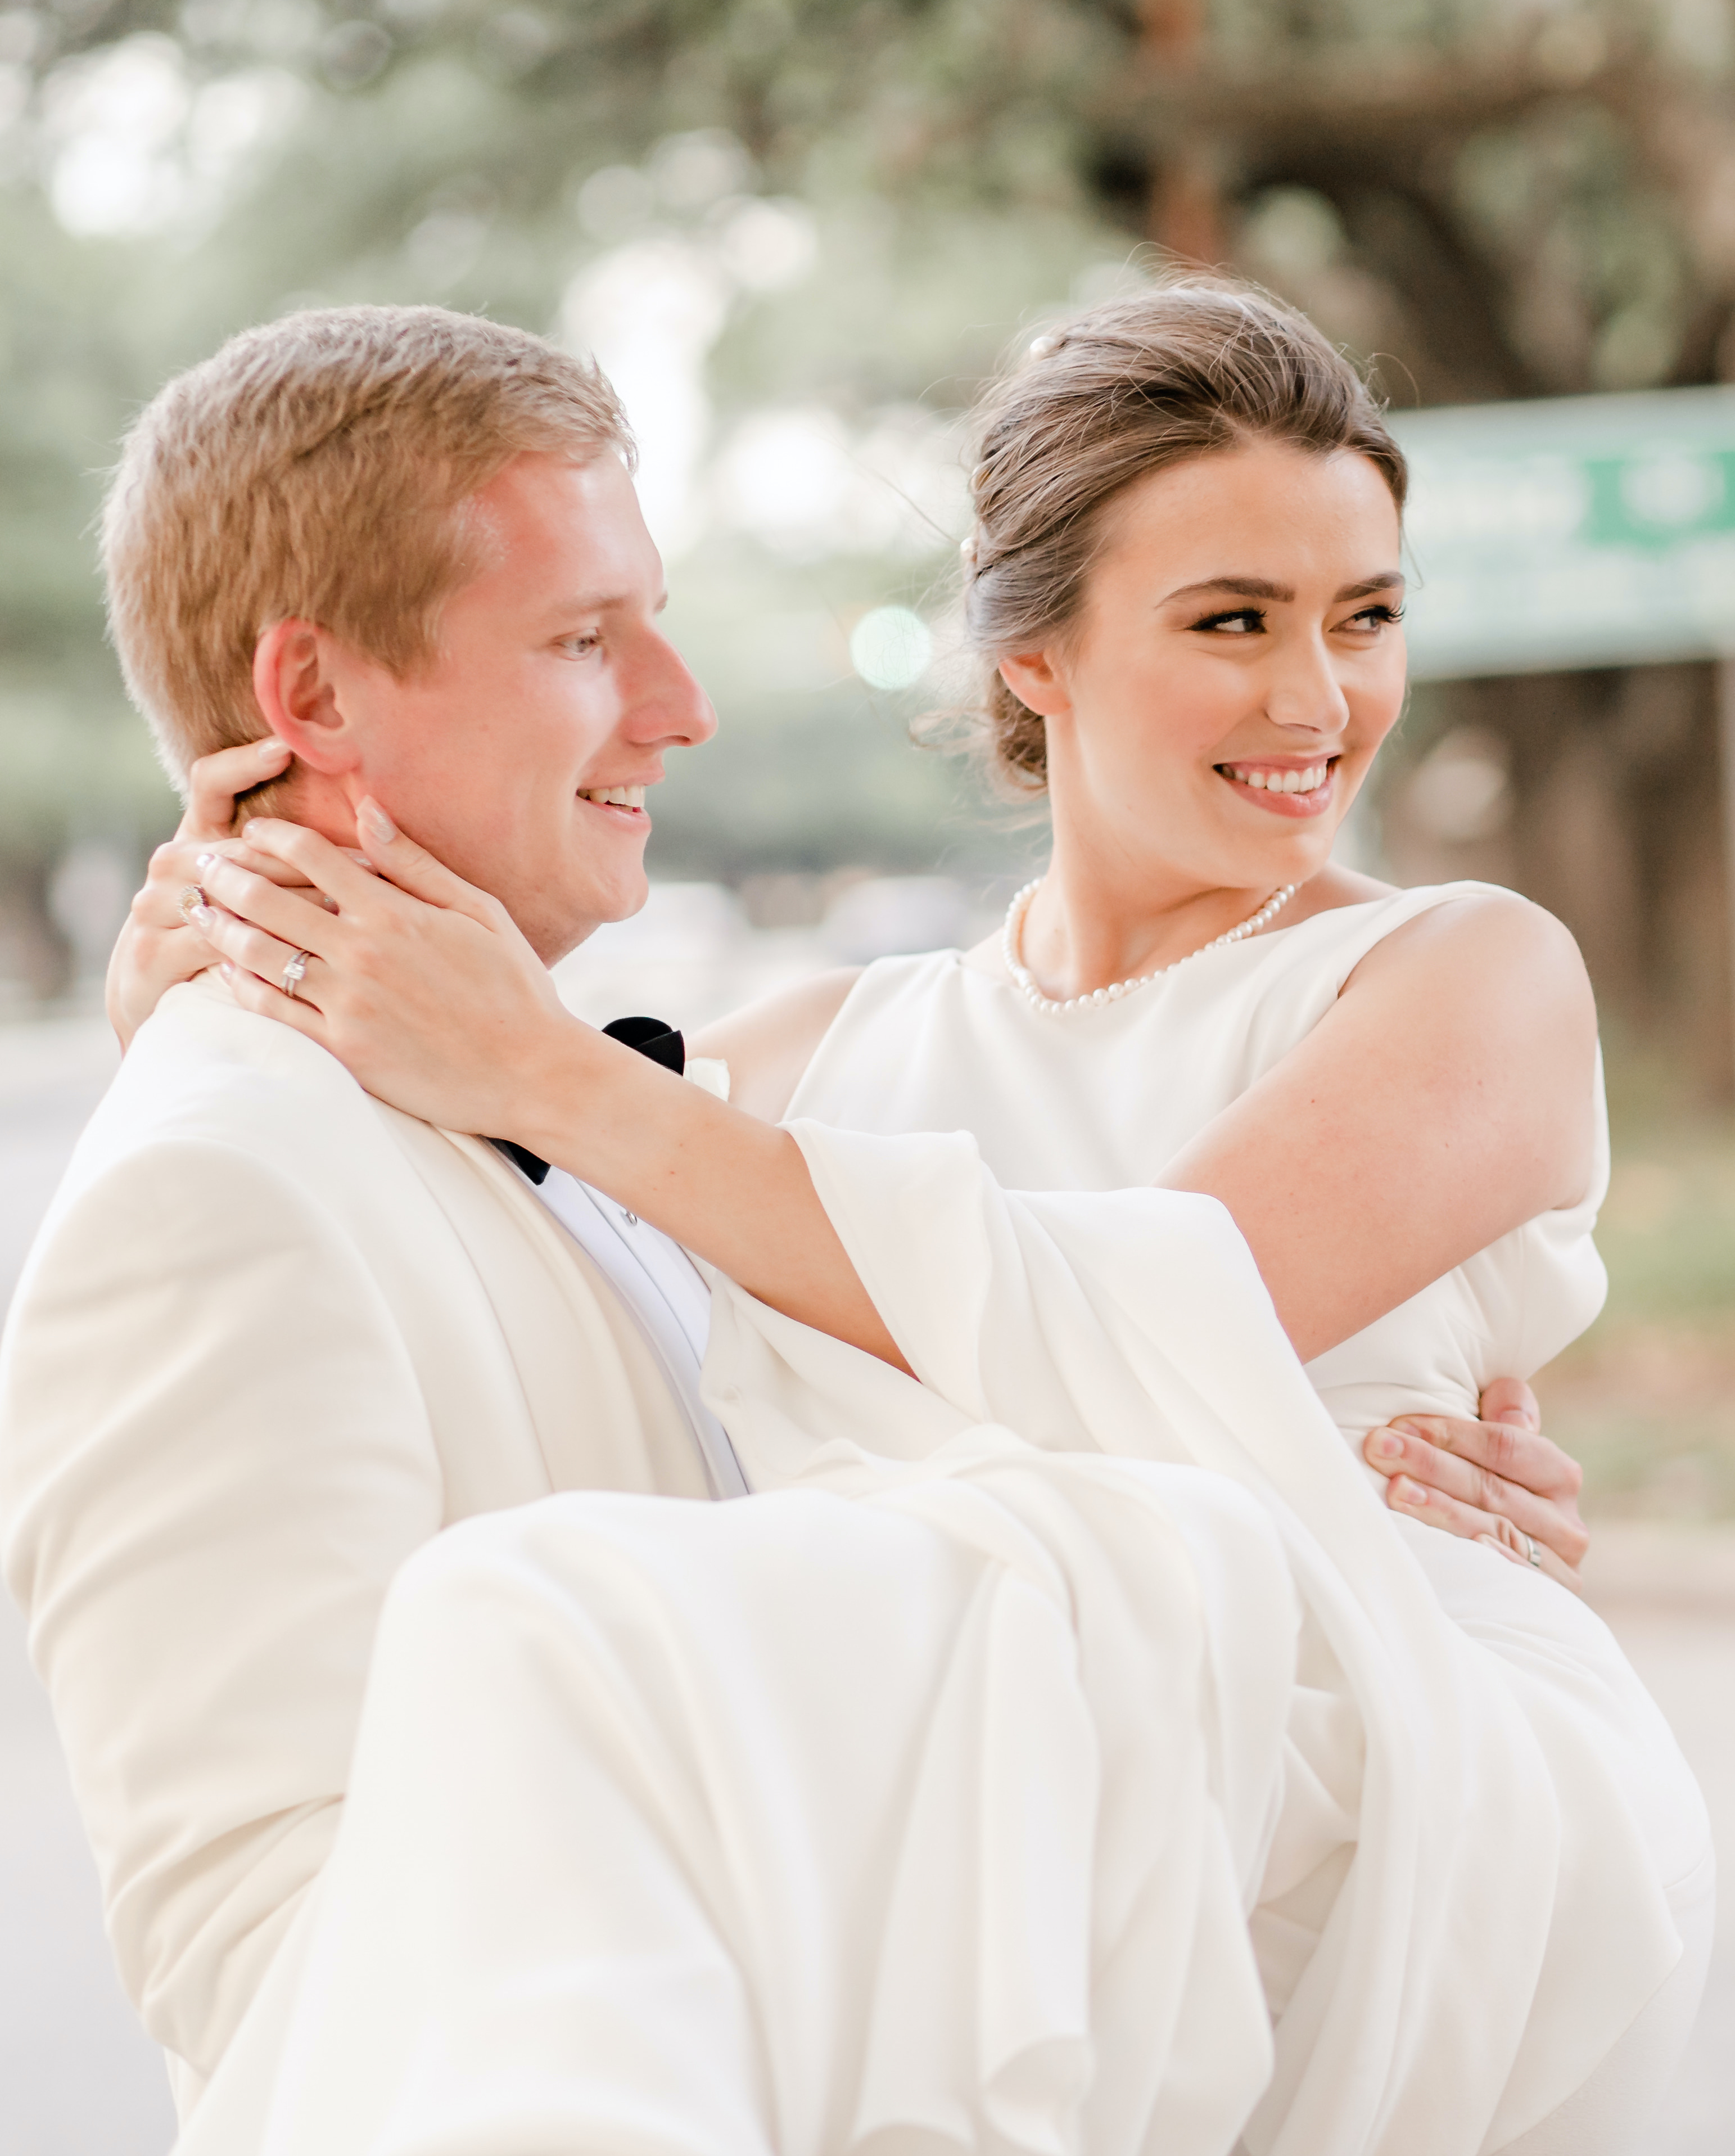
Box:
[19,1,1735,405]
[1,0,1732,1074]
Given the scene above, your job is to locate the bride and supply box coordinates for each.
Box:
[116,282,1709,2155]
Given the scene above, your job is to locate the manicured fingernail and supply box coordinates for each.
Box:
[358,799,396,845]
[242,820,262,839]
[196,851,218,870]
[220,962,234,980]
[1476,1533,1501,1553]
[259,737,290,761]
[1368,1429,1403,1460]
[1393,1477,1426,1509]
[191,904,216,929]
[1391,1418,1421,1437]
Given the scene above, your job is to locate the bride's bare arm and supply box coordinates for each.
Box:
[689,972,860,1122]
[188,812,911,1374]
[1156,891,1598,1363]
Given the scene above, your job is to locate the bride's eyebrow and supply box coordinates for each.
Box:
[1162,576,1293,606]
[1160,571,1404,607]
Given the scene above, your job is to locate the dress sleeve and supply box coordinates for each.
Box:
[0,1138,445,2083]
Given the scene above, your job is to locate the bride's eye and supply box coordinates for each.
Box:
[1190,607,1264,635]
[1343,603,1404,633]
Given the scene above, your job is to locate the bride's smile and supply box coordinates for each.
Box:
[1216,755,1339,814]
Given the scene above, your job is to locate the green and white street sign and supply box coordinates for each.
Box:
[1391,387,1735,682]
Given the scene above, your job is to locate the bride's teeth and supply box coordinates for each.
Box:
[581,786,647,809]
[1226,764,1327,793]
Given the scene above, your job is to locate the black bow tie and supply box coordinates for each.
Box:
[491,1015,685,1187]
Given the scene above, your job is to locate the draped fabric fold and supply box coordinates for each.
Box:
[707,1121,1681,2154]
[178,1122,1683,2156]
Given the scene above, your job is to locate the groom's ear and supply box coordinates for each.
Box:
[251,619,365,775]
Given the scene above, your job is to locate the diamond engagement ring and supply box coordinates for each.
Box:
[177,883,206,921]
[281,949,311,999]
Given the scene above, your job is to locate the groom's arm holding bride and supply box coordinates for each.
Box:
[117,747,1588,1586]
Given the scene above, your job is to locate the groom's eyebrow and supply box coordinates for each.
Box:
[549,590,671,616]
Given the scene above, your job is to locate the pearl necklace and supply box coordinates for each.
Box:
[1001,878,1298,1016]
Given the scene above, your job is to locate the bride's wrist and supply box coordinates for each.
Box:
[494,1006,607,1158]
[513,1015,715,1200]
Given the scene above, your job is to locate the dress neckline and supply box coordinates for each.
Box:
[952,888,1398,996]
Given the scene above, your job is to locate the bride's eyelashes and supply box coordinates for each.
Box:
[1182,602,1406,638]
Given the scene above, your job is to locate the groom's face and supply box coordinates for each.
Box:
[332,452,715,963]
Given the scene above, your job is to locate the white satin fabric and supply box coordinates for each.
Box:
[178,1119,1702,2156]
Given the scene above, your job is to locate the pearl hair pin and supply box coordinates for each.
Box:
[1001,877,1298,1016]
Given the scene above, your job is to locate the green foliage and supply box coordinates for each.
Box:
[4,0,1735,992]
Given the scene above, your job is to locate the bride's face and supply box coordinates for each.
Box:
[1001,440,1407,896]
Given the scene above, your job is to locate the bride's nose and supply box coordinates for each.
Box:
[1263,632,1350,735]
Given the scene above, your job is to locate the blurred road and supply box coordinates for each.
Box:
[0,989,1729,2154]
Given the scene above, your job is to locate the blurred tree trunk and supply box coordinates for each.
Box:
[0,858,75,1006]
[1384,664,1734,1104]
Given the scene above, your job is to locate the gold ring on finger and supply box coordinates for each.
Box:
[281,949,311,999]
[177,883,206,922]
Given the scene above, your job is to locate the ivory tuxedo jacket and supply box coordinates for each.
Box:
[0,977,709,2113]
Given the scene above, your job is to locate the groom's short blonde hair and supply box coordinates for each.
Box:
[102,305,632,813]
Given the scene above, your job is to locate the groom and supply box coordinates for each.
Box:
[0,303,1575,2122]
[0,306,737,2119]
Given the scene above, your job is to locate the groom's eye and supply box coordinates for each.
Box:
[558,632,604,657]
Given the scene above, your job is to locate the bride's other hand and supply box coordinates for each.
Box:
[191,805,572,1136]
[107,738,301,1050]
[1362,1375,1588,1595]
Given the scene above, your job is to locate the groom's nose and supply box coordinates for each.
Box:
[624,626,717,750]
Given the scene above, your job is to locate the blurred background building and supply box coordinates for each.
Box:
[1,2,1733,2149]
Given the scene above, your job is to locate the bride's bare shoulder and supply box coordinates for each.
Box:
[1352,886,1589,995]
[688,968,864,1123]
[1341,887,1597,1102]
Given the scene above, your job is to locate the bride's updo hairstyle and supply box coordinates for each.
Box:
[959,278,1407,793]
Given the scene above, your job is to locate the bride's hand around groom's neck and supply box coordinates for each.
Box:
[106,734,299,1050]
[186,813,914,1377]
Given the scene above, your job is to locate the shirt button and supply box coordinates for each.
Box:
[621,1211,638,1227]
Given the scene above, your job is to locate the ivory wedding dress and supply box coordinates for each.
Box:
[782,878,1715,2150]
[178,884,1711,2156]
